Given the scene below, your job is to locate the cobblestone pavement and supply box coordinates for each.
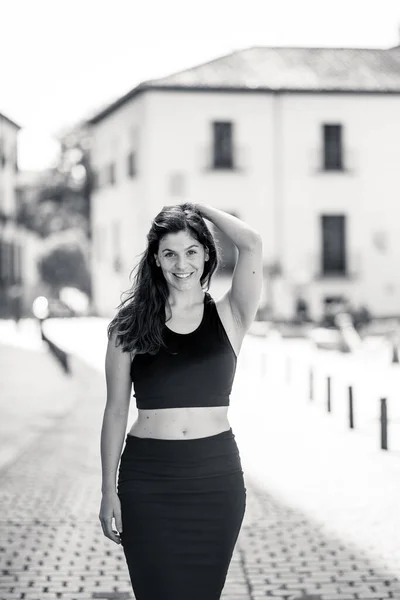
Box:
[1,321,400,600]
[0,324,82,472]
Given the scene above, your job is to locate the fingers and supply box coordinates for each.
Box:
[114,518,123,537]
[99,496,123,545]
[99,514,122,545]
[114,507,123,535]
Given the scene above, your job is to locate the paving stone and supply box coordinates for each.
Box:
[320,595,356,600]
[2,334,400,600]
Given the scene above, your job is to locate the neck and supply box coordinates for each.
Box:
[167,289,205,309]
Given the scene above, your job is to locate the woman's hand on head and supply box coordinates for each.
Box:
[180,202,202,216]
[99,490,123,545]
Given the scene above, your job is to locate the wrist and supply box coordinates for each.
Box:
[194,203,209,218]
[192,202,202,213]
[102,486,117,495]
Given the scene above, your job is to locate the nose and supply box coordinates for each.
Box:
[176,256,188,270]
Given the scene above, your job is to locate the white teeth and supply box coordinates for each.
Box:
[174,273,192,279]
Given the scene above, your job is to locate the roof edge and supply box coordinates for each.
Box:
[86,44,400,126]
[87,84,400,126]
[249,44,393,51]
[86,83,148,125]
[0,112,21,130]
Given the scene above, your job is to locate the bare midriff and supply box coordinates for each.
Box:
[127,406,230,439]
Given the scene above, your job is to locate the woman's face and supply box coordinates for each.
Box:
[154,230,209,289]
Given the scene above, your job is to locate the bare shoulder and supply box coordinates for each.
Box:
[105,331,132,410]
[214,293,247,358]
[106,331,130,362]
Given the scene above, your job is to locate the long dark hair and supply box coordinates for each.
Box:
[107,202,220,355]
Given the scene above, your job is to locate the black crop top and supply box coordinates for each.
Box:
[130,292,237,409]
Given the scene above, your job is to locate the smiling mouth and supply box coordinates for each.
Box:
[174,272,194,279]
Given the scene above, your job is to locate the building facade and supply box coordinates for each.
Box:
[87,46,400,320]
[0,112,22,318]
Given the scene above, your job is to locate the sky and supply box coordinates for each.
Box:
[1,0,400,171]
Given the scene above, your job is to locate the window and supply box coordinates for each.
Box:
[0,240,3,283]
[127,151,136,178]
[13,244,22,284]
[109,162,116,185]
[3,241,12,282]
[127,126,139,179]
[0,138,4,169]
[91,170,99,190]
[212,122,234,169]
[112,221,122,272]
[323,124,343,171]
[321,215,347,275]
[12,144,18,172]
[1,139,7,168]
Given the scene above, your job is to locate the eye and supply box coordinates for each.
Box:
[164,250,197,258]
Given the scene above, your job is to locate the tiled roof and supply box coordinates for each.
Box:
[88,46,400,125]
[146,46,400,92]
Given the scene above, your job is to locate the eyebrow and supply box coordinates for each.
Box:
[161,244,199,253]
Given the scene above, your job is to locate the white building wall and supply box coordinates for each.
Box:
[90,88,400,320]
[0,117,18,216]
[0,117,22,315]
[90,95,151,316]
[137,90,276,312]
[144,90,275,253]
[278,93,400,319]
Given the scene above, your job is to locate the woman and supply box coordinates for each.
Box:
[99,202,263,599]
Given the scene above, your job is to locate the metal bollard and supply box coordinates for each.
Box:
[309,367,314,401]
[380,398,388,451]
[392,341,399,364]
[327,376,331,413]
[348,385,354,429]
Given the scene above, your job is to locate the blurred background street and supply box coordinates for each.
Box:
[3,0,400,598]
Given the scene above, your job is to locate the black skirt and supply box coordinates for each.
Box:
[117,427,246,600]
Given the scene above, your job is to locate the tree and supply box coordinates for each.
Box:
[17,120,92,238]
[17,120,94,298]
[37,230,91,296]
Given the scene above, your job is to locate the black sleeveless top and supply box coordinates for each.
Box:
[130,292,237,409]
